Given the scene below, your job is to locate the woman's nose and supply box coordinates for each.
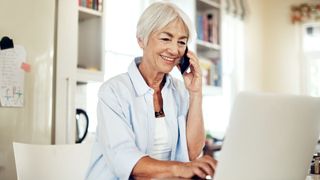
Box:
[167,43,179,55]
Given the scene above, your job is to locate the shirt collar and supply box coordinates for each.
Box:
[163,73,177,92]
[128,57,176,96]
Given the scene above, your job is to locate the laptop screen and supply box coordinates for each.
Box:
[214,92,320,180]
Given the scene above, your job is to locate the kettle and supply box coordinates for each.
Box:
[75,108,89,143]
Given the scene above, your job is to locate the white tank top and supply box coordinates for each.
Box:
[149,117,172,160]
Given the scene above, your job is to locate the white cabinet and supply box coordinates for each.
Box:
[54,0,104,144]
[55,0,78,144]
[75,2,105,143]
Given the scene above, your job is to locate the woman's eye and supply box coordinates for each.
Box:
[178,41,186,45]
[160,38,171,41]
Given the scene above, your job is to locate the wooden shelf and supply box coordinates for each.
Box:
[197,0,220,10]
[196,39,220,50]
[78,6,102,21]
[197,40,220,59]
[77,5,103,84]
[76,68,104,83]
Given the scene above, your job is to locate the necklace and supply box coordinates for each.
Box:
[155,108,165,118]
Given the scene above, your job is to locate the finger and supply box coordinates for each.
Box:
[186,52,201,69]
[197,161,214,177]
[192,166,207,179]
[186,50,198,61]
[188,59,202,77]
[186,51,200,69]
[190,160,214,177]
[199,155,216,168]
[200,155,217,172]
[176,64,181,71]
[189,58,201,72]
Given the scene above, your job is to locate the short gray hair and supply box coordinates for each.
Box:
[136,1,196,46]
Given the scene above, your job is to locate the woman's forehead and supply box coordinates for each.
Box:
[154,18,188,38]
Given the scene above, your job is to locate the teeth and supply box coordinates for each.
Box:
[161,55,174,61]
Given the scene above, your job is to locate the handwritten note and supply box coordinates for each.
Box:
[0,45,26,107]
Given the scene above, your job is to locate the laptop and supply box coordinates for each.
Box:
[214,92,320,180]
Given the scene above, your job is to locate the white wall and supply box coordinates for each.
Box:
[244,0,306,94]
[242,0,264,91]
[0,1,55,179]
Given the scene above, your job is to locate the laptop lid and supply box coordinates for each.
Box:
[215,92,320,180]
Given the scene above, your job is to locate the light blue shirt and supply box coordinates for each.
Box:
[85,57,190,180]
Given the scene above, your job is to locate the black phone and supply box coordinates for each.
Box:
[179,46,190,74]
[179,47,190,74]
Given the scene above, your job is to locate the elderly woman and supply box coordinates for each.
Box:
[85,1,217,179]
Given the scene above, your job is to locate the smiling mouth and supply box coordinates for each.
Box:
[160,55,176,63]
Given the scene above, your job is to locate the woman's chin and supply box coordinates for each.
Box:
[162,66,175,74]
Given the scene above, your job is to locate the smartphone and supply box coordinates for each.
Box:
[179,46,190,74]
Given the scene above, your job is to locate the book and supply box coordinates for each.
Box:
[197,14,204,40]
[203,15,209,41]
[199,58,212,85]
[98,0,103,12]
[212,59,222,87]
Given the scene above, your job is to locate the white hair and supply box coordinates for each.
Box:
[136,1,196,46]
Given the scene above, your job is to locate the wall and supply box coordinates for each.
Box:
[242,0,265,91]
[0,1,55,179]
[244,0,306,94]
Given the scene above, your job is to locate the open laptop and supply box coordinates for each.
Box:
[214,92,320,180]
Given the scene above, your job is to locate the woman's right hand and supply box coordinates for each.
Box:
[174,155,217,179]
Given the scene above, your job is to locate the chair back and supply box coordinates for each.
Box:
[13,142,92,180]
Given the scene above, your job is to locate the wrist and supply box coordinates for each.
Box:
[189,91,202,100]
[171,162,184,177]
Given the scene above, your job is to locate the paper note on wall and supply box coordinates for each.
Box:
[0,45,26,107]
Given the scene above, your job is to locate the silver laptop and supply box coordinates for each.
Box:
[214,92,320,180]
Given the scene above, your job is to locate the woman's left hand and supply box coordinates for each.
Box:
[181,51,202,95]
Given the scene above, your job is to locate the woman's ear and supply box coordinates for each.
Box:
[137,37,145,49]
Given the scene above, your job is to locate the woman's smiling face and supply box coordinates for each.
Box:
[140,18,188,74]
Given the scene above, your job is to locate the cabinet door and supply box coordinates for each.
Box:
[55,0,78,144]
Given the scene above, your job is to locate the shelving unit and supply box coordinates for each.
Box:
[77,5,104,83]
[75,2,104,143]
[79,6,102,20]
[76,68,104,82]
[195,0,222,95]
[54,1,104,144]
